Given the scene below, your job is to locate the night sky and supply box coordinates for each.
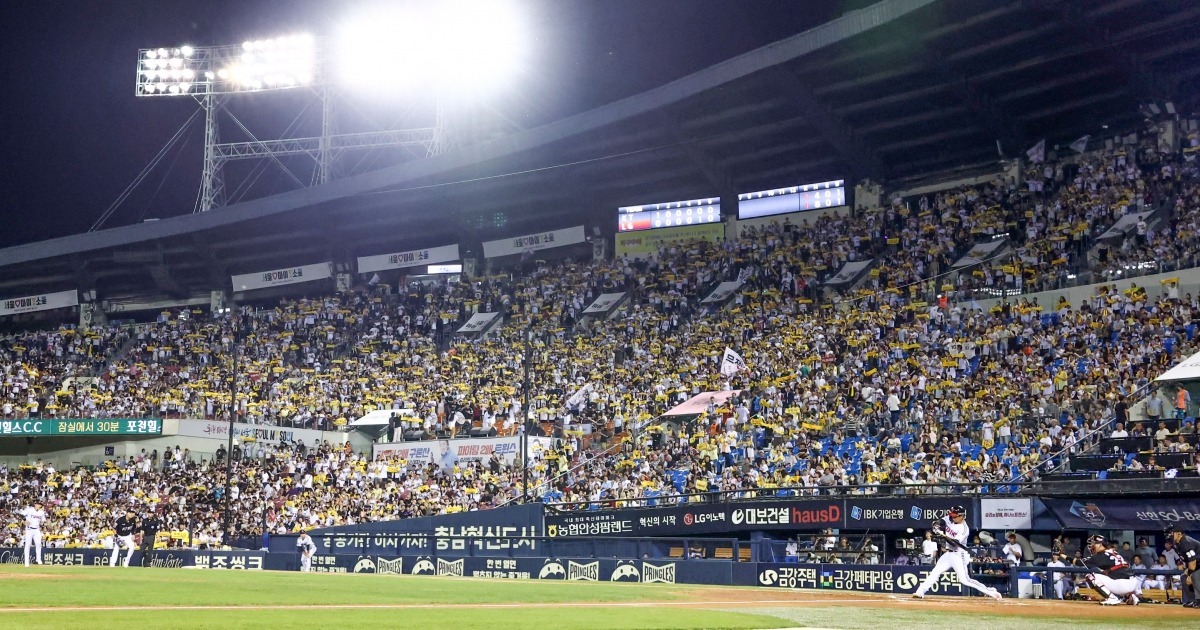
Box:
[0,1,872,248]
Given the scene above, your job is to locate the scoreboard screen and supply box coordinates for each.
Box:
[617,197,721,232]
[738,180,846,220]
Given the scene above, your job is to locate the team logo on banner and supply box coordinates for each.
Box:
[642,562,676,584]
[1070,501,1106,526]
[411,557,436,575]
[611,561,641,582]
[376,557,404,575]
[568,560,599,581]
[538,560,566,579]
[353,556,376,573]
[437,558,464,577]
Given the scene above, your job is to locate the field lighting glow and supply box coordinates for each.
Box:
[335,1,530,94]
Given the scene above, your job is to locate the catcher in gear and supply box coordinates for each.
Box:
[1080,535,1140,605]
[912,506,1002,600]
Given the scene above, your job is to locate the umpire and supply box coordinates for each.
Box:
[1167,525,1200,607]
[139,509,162,567]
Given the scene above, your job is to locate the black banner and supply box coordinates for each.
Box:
[747,562,979,596]
[843,497,979,530]
[1042,497,1200,530]
[547,498,981,537]
[261,552,730,584]
[0,548,264,569]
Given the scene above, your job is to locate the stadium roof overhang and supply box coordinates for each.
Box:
[3,0,1198,303]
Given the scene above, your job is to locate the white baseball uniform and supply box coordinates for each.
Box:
[21,506,46,567]
[913,515,1002,599]
[1046,559,1069,599]
[297,534,316,572]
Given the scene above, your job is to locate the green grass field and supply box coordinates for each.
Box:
[0,565,1195,629]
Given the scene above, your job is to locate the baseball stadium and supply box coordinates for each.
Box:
[3,0,1200,628]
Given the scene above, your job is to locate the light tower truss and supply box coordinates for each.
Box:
[135,37,444,213]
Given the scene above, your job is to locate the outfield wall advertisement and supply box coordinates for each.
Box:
[0,548,264,569]
[0,547,988,595]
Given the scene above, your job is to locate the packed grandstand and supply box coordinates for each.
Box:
[2,132,1200,551]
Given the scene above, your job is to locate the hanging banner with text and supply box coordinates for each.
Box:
[0,289,79,316]
[456,312,500,334]
[701,280,745,304]
[582,292,627,315]
[372,436,555,467]
[482,226,586,258]
[173,419,347,447]
[951,238,1008,269]
[824,260,873,286]
[357,244,460,274]
[980,498,1033,530]
[614,223,725,259]
[231,261,332,292]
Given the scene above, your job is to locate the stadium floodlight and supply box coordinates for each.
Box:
[135,33,318,97]
[334,1,528,94]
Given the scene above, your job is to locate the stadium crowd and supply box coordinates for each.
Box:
[4,138,1200,546]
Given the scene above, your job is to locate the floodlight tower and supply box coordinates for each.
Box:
[135,36,444,213]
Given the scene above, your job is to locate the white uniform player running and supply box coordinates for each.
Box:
[912,505,1003,600]
[296,530,316,572]
[21,502,46,567]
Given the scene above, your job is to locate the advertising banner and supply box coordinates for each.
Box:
[357,244,460,273]
[1042,498,1200,530]
[0,548,263,569]
[482,225,586,258]
[231,261,331,292]
[614,223,725,259]
[173,419,347,447]
[280,504,545,555]
[265,553,727,584]
[372,436,555,466]
[0,289,79,316]
[844,498,979,530]
[980,498,1033,530]
[0,418,162,437]
[750,562,970,596]
[546,499,843,538]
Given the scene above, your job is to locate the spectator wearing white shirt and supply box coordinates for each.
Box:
[1111,422,1129,438]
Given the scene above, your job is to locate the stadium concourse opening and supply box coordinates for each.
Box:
[2,1,1200,620]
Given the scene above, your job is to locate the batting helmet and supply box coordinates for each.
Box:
[948,505,966,518]
[1086,534,1107,546]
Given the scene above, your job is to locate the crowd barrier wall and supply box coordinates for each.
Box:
[0,547,996,595]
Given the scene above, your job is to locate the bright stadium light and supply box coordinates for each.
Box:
[335,1,529,94]
[135,33,317,97]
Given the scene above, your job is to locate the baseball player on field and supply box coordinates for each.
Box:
[21,501,46,567]
[110,509,138,567]
[296,529,316,572]
[1080,535,1140,605]
[912,505,1003,600]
